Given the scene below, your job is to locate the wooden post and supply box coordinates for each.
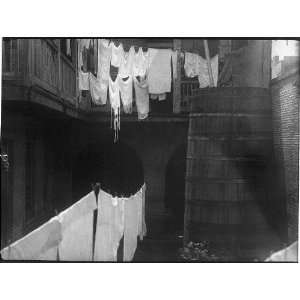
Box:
[173,39,182,114]
[57,39,62,101]
[203,40,214,87]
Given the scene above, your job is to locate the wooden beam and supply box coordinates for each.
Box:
[173,39,182,114]
[203,40,214,87]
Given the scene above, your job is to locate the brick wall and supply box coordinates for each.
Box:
[271,70,299,243]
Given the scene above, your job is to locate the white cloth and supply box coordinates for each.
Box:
[94,190,125,261]
[150,93,166,101]
[111,42,124,68]
[1,216,61,261]
[119,75,133,114]
[123,194,139,261]
[158,93,166,101]
[79,71,89,91]
[184,52,201,78]
[265,241,298,262]
[58,192,97,261]
[89,73,108,105]
[148,49,172,94]
[133,75,149,120]
[109,76,121,141]
[119,46,135,78]
[97,39,112,82]
[198,55,219,88]
[136,185,147,241]
[133,47,149,77]
[184,52,219,88]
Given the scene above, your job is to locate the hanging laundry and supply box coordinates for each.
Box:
[133,75,149,120]
[119,75,133,114]
[184,52,201,78]
[94,190,125,261]
[0,216,62,261]
[150,94,158,100]
[97,39,112,82]
[158,93,166,101]
[89,73,108,105]
[58,192,97,261]
[149,93,166,101]
[111,42,124,68]
[119,46,135,78]
[136,185,147,241]
[148,48,158,67]
[198,54,219,88]
[79,71,89,91]
[148,49,172,94]
[123,193,139,261]
[133,47,149,77]
[109,76,121,141]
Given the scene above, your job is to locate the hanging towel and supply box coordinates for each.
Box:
[119,46,135,78]
[97,39,112,82]
[198,55,219,88]
[148,48,158,67]
[0,216,62,261]
[123,194,139,261]
[148,49,172,94]
[89,72,108,105]
[133,47,149,77]
[184,52,201,78]
[111,42,124,68]
[133,75,149,120]
[79,71,89,91]
[109,76,121,141]
[58,192,97,261]
[94,190,125,261]
[119,75,133,114]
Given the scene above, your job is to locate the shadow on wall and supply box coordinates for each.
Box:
[72,139,144,200]
[224,116,288,244]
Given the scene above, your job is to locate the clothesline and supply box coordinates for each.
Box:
[79,38,213,58]
[1,184,147,262]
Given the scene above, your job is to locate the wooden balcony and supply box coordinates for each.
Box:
[2,39,79,116]
[2,38,200,121]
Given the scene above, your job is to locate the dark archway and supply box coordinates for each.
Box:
[72,139,144,201]
[164,143,187,233]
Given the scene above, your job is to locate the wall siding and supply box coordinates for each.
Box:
[271,71,299,243]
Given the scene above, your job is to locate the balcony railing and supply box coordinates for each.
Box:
[3,38,78,107]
